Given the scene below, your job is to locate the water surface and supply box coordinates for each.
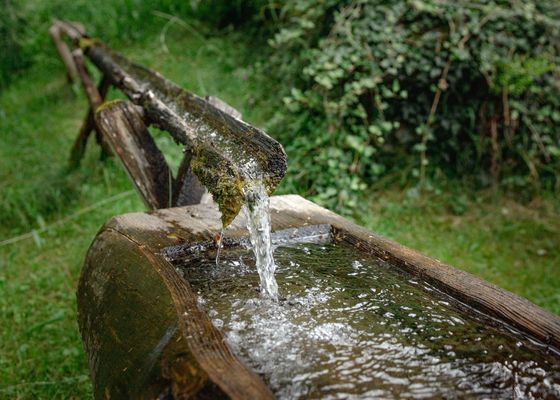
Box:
[178,242,560,399]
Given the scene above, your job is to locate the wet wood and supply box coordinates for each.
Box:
[101,195,560,352]
[79,222,275,399]
[205,95,242,120]
[95,100,172,209]
[269,196,560,351]
[83,41,286,224]
[84,43,284,174]
[51,20,286,223]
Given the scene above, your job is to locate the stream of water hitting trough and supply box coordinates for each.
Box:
[215,182,279,300]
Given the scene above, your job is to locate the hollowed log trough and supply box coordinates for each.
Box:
[78,195,560,399]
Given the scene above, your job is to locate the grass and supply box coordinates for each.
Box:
[1,13,559,400]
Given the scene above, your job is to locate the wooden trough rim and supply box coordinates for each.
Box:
[104,194,560,355]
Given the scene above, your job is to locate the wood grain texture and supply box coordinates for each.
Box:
[95,100,172,209]
[79,228,274,399]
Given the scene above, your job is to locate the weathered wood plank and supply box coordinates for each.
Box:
[95,100,172,209]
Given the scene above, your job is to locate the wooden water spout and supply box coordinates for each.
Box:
[50,20,286,225]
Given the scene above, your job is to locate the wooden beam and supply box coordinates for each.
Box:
[69,75,111,168]
[83,41,286,224]
[48,23,79,82]
[52,20,287,223]
[95,100,172,209]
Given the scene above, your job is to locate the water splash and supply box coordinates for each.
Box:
[243,183,279,300]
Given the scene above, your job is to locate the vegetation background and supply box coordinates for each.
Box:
[0,0,559,397]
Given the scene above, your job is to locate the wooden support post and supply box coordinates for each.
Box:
[48,23,79,83]
[173,149,206,206]
[69,75,111,168]
[72,48,102,107]
[71,48,113,159]
[95,100,172,209]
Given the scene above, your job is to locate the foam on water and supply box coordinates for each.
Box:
[181,243,560,399]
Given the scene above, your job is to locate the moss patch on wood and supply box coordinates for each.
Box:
[191,146,245,227]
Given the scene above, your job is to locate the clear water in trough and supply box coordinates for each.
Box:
[180,242,560,399]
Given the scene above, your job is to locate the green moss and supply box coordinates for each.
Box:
[191,146,245,227]
[95,99,123,114]
[78,37,100,50]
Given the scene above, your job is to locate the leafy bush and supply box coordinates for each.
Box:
[212,0,560,209]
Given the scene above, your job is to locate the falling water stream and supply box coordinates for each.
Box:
[243,183,279,300]
[213,181,279,300]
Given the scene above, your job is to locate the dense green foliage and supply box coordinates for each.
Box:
[202,0,560,208]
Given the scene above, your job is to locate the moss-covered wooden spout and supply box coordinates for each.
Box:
[79,39,286,226]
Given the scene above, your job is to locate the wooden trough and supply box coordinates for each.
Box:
[78,195,560,399]
[51,20,560,399]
